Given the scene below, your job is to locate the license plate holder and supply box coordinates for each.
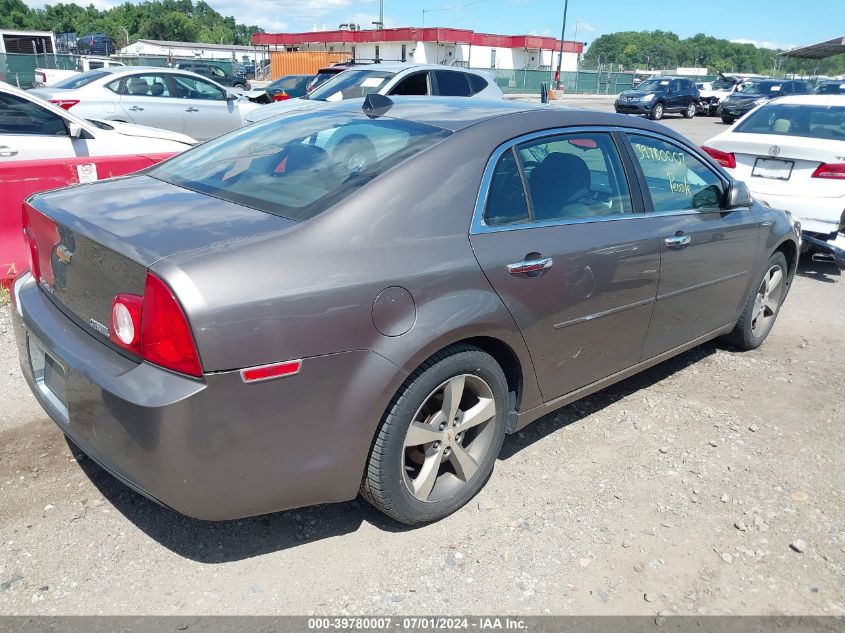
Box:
[752,157,794,181]
[27,334,69,422]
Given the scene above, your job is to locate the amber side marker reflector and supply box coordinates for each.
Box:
[240,360,302,383]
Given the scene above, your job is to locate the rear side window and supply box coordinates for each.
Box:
[435,70,471,97]
[0,92,67,136]
[484,149,529,226]
[735,103,845,141]
[468,73,488,95]
[627,134,725,212]
[150,111,451,221]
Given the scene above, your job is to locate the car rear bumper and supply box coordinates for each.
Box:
[748,190,844,235]
[11,273,402,520]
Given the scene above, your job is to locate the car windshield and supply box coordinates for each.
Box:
[270,76,307,90]
[734,103,845,141]
[308,70,395,102]
[52,69,111,89]
[816,83,845,95]
[635,79,669,92]
[150,110,451,221]
[739,81,783,96]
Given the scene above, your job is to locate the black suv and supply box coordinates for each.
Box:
[615,77,700,120]
[175,61,248,89]
[718,79,811,124]
[77,34,115,56]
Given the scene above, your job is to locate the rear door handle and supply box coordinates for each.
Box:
[127,106,144,112]
[507,257,553,275]
[185,107,199,112]
[0,145,18,157]
[664,234,691,250]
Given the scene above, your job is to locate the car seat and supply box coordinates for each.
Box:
[150,82,166,97]
[127,78,149,96]
[529,153,591,221]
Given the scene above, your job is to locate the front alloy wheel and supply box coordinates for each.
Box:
[649,102,664,120]
[361,345,509,525]
[725,251,788,350]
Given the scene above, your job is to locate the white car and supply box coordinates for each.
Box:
[28,67,261,141]
[703,95,845,266]
[244,64,503,125]
[0,81,196,162]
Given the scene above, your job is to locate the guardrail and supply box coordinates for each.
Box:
[1,153,175,287]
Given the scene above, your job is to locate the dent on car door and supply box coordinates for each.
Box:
[468,130,660,403]
[623,132,761,359]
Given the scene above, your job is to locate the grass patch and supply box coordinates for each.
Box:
[0,263,17,307]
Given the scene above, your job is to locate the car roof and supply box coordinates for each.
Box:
[761,94,845,106]
[324,63,490,75]
[322,96,690,137]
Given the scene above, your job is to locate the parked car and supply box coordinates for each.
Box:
[33,56,125,88]
[717,79,811,124]
[246,74,313,104]
[696,75,742,115]
[28,67,260,141]
[0,81,194,162]
[76,34,115,56]
[703,94,845,267]
[11,96,799,525]
[175,61,248,90]
[245,64,502,124]
[614,76,700,120]
[815,81,845,95]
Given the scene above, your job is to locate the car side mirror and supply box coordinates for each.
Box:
[67,122,83,139]
[726,180,752,209]
[226,92,237,102]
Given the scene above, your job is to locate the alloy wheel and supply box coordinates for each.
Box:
[751,264,784,337]
[401,374,497,503]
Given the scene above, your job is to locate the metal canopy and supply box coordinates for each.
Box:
[780,36,845,59]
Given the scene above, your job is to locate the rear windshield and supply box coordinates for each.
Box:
[734,103,845,141]
[150,110,450,221]
[309,70,395,102]
[53,69,111,89]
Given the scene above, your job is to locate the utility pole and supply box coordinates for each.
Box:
[555,0,569,90]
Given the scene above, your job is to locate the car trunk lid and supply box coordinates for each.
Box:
[25,174,295,344]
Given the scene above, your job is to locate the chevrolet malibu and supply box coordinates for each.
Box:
[11,96,800,525]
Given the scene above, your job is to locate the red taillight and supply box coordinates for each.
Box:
[240,360,302,383]
[22,201,59,284]
[35,71,46,82]
[811,163,845,179]
[109,273,203,377]
[21,204,40,282]
[49,99,79,110]
[701,146,736,169]
[271,92,291,101]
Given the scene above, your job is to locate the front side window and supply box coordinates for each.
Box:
[0,92,67,136]
[172,74,225,100]
[389,72,429,96]
[484,132,633,225]
[150,111,450,221]
[735,103,845,141]
[627,134,725,212]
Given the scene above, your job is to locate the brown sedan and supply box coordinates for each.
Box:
[11,96,800,525]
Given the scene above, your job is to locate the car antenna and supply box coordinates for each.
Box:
[362,93,393,118]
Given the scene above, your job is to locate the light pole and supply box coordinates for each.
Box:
[555,0,569,91]
[119,26,129,47]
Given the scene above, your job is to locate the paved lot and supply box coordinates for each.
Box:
[1,97,843,616]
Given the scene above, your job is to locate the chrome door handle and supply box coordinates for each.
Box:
[507,257,553,275]
[128,106,144,111]
[0,145,18,157]
[185,107,199,112]
[664,234,691,250]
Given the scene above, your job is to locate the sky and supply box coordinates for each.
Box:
[20,0,845,51]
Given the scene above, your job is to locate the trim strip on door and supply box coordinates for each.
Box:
[553,297,655,330]
[656,271,747,302]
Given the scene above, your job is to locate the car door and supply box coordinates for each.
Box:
[169,73,240,140]
[0,91,75,161]
[116,72,185,133]
[622,131,761,360]
[667,79,684,111]
[469,130,660,403]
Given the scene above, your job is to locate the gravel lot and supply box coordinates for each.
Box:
[1,97,843,616]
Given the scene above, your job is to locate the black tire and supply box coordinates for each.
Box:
[724,252,788,350]
[649,102,665,120]
[361,345,509,525]
[721,115,735,124]
[683,102,697,119]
